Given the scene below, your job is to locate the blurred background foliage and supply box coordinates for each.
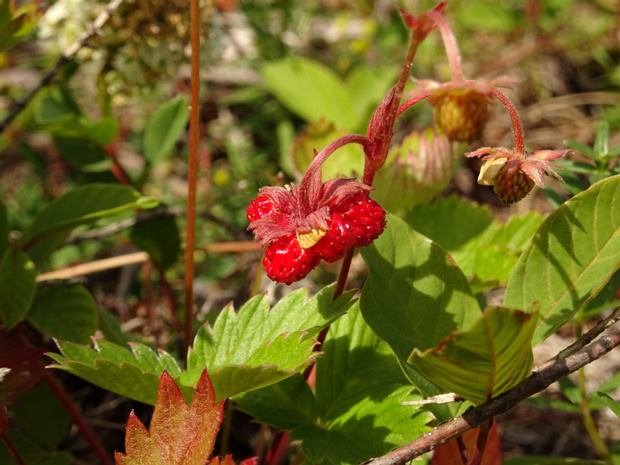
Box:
[0,0,620,460]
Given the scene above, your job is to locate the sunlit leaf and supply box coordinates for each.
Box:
[115,370,223,465]
[183,285,354,400]
[409,307,536,405]
[48,339,187,405]
[360,214,480,403]
[504,175,620,345]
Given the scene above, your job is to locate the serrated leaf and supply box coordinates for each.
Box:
[115,370,223,465]
[27,284,97,344]
[143,97,189,164]
[48,339,186,405]
[25,183,157,265]
[504,175,620,346]
[0,248,36,329]
[409,307,536,405]
[294,305,432,465]
[359,214,480,367]
[183,285,354,400]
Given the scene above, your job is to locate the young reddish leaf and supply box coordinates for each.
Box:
[209,455,258,465]
[430,422,502,465]
[0,327,45,406]
[115,369,224,465]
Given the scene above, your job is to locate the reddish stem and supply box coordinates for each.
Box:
[397,90,433,117]
[0,431,27,465]
[264,430,290,465]
[184,0,201,359]
[427,10,464,82]
[491,87,526,157]
[43,370,115,465]
[297,134,370,215]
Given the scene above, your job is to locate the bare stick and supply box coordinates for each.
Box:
[361,325,620,465]
[0,0,125,133]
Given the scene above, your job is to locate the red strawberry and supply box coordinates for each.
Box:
[263,235,321,284]
[246,195,278,222]
[314,193,386,262]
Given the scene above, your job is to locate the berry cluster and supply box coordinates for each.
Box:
[247,182,386,284]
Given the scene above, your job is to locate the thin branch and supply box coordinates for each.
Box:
[361,325,620,465]
[549,306,620,364]
[0,0,125,133]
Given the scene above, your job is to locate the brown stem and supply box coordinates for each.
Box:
[361,325,620,465]
[469,419,491,465]
[184,0,202,360]
[43,370,115,465]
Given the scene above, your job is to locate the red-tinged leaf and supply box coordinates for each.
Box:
[430,422,502,465]
[115,370,224,465]
[0,404,7,432]
[0,327,45,406]
[209,455,259,465]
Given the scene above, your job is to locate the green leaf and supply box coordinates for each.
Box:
[359,214,480,366]
[238,305,431,465]
[130,212,180,268]
[563,139,595,158]
[183,285,355,400]
[597,392,620,418]
[262,58,357,130]
[0,248,36,329]
[407,196,543,291]
[143,96,189,164]
[27,284,97,343]
[408,307,536,405]
[48,339,187,405]
[234,374,317,430]
[295,305,431,465]
[504,175,620,346]
[25,183,156,265]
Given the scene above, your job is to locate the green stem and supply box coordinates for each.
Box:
[576,327,612,463]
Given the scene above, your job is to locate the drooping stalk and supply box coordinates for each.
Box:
[491,87,526,157]
[427,9,464,82]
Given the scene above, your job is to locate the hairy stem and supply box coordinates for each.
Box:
[427,10,464,81]
[491,87,526,157]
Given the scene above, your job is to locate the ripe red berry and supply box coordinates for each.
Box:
[263,235,321,284]
[314,193,386,262]
[246,196,278,222]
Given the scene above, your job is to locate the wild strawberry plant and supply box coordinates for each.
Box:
[1,1,620,464]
